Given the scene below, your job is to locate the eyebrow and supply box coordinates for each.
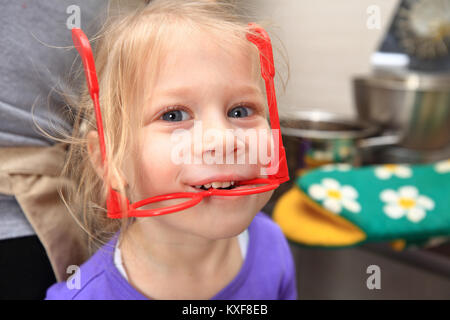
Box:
[154,83,263,98]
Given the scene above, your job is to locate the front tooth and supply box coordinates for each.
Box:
[221,181,231,188]
[204,183,211,189]
[211,182,222,189]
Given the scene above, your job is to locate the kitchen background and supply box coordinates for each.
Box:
[244,0,450,299]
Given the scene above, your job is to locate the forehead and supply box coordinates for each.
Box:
[149,29,262,95]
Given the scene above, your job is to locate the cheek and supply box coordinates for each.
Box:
[132,132,179,196]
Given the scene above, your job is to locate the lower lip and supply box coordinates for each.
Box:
[207,194,247,202]
[189,185,258,199]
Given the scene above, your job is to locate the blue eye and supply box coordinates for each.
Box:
[228,105,254,118]
[161,109,190,122]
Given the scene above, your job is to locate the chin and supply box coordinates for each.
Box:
[146,191,273,240]
[187,193,270,239]
[208,212,255,239]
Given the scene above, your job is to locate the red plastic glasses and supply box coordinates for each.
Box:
[71,24,289,219]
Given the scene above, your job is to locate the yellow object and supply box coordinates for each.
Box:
[390,239,407,251]
[273,187,366,247]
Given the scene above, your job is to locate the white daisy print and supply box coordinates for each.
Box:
[380,186,434,223]
[308,178,361,214]
[375,164,412,180]
[435,159,450,173]
[320,163,352,172]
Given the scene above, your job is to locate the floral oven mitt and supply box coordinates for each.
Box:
[273,160,450,248]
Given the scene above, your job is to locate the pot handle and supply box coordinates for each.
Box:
[357,134,401,149]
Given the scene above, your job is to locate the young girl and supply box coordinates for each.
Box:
[46,0,297,300]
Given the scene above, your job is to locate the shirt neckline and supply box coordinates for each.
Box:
[114,228,249,282]
[104,216,258,300]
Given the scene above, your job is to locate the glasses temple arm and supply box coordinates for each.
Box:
[247,24,289,183]
[72,28,128,213]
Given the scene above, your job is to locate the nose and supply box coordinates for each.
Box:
[192,114,245,165]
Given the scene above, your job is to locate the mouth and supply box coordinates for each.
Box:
[186,174,265,193]
[185,172,266,194]
[189,180,239,192]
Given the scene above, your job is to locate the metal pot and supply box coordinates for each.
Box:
[279,110,381,173]
[263,110,382,212]
[353,71,450,150]
[358,143,450,165]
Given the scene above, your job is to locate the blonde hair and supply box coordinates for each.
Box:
[60,0,286,253]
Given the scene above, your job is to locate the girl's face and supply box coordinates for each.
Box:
[126,31,274,240]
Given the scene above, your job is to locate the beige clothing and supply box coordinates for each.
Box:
[0,143,88,281]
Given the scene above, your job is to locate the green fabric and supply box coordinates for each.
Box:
[296,160,450,243]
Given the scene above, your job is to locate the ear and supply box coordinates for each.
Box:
[87,130,127,190]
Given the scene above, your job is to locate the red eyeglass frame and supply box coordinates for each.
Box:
[71,23,289,219]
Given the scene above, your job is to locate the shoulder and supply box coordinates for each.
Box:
[248,212,298,300]
[251,211,292,258]
[251,212,287,245]
[45,269,108,300]
[45,238,124,300]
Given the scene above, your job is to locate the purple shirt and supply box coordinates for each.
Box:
[45,212,297,300]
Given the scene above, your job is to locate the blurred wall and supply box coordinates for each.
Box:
[245,0,400,116]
